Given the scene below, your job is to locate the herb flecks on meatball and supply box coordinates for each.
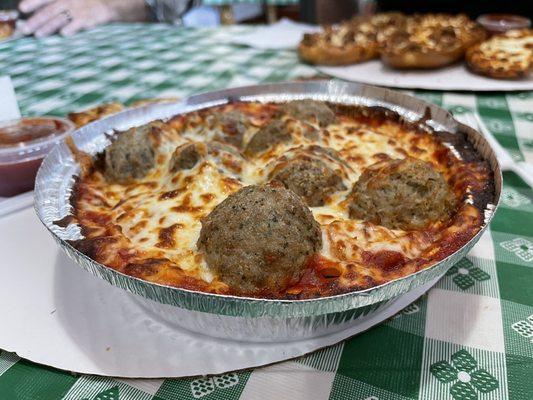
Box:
[349,157,455,230]
[197,183,322,294]
[281,100,337,127]
[169,142,206,172]
[170,141,245,176]
[244,119,292,156]
[104,125,156,182]
[272,157,346,207]
[208,111,248,148]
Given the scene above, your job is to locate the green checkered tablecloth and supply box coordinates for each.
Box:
[0,23,532,400]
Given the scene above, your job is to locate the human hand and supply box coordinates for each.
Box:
[19,0,120,37]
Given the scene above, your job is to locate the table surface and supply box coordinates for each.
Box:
[0,23,532,400]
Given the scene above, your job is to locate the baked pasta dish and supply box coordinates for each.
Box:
[61,100,494,299]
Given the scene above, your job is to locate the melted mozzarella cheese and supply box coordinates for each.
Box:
[72,102,485,296]
[478,32,533,68]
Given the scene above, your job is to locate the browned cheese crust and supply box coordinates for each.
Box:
[130,97,179,108]
[68,99,180,128]
[466,29,533,79]
[380,14,487,69]
[297,13,402,65]
[68,103,124,128]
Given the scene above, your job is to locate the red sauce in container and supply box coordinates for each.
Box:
[0,10,18,40]
[477,14,531,34]
[0,118,74,197]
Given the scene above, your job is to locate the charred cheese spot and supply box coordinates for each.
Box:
[362,250,406,272]
[124,258,167,279]
[156,223,182,248]
[200,193,216,203]
[130,220,148,235]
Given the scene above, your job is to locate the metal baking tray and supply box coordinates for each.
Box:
[34,81,502,342]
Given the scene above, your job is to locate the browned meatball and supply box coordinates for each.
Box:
[271,157,346,207]
[197,183,322,294]
[170,141,244,173]
[244,119,292,156]
[104,125,155,182]
[207,141,242,157]
[281,100,337,127]
[208,111,248,148]
[169,142,206,172]
[349,158,455,230]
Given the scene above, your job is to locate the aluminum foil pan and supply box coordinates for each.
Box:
[34,81,502,342]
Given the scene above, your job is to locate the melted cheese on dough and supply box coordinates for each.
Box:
[476,30,533,70]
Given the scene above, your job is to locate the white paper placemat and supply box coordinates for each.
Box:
[318,61,533,91]
[0,207,435,378]
[230,18,319,50]
[0,75,21,121]
[0,191,34,218]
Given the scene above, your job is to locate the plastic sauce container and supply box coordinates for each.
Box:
[0,117,74,197]
[477,14,531,35]
[0,10,18,40]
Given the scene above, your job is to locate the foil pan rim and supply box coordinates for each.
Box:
[34,80,502,318]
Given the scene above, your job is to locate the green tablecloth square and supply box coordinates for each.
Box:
[0,358,77,400]
[499,299,533,360]
[155,371,251,400]
[505,354,533,400]
[336,325,424,397]
[384,296,427,338]
[330,373,415,400]
[495,260,533,306]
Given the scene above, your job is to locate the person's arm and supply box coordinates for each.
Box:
[19,0,149,37]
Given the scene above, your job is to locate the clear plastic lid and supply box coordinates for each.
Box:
[0,10,19,23]
[0,117,75,164]
[477,14,531,34]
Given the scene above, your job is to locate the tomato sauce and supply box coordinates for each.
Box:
[0,117,73,197]
[0,118,63,146]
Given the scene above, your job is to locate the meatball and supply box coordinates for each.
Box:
[306,145,349,166]
[169,142,206,172]
[244,119,292,156]
[197,183,322,294]
[281,100,337,127]
[207,141,242,157]
[271,157,346,207]
[170,141,245,174]
[104,125,155,182]
[349,158,455,230]
[208,111,248,148]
